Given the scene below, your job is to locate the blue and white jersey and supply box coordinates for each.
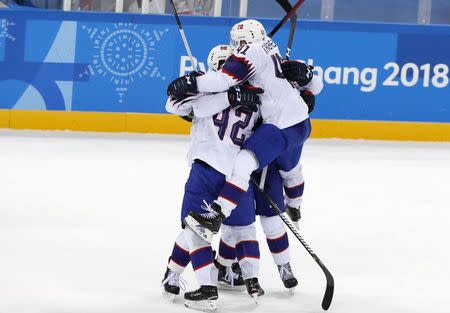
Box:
[166,90,261,178]
[196,38,308,130]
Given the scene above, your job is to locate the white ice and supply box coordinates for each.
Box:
[1,130,449,313]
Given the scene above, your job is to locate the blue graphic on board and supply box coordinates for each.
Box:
[0,18,15,42]
[73,23,169,111]
[0,10,449,123]
[0,18,15,65]
[0,14,89,111]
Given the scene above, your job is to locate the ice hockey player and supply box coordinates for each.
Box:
[162,44,264,311]
[167,19,322,243]
[216,81,320,291]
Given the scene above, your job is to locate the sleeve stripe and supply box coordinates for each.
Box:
[221,54,255,82]
[172,95,196,108]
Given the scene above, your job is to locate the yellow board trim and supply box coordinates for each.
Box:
[0,110,10,128]
[1,110,450,142]
[311,119,450,142]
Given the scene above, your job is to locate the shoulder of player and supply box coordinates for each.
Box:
[230,44,266,69]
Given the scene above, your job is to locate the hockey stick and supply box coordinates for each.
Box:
[258,1,300,189]
[275,0,298,60]
[269,0,305,38]
[169,0,198,71]
[250,176,334,311]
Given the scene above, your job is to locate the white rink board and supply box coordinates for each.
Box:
[0,130,449,313]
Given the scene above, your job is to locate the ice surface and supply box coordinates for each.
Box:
[1,130,449,313]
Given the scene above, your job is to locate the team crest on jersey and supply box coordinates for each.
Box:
[80,23,168,103]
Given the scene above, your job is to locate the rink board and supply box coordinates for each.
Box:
[0,10,449,140]
[1,109,450,141]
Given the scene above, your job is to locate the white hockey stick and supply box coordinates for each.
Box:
[169,0,198,71]
[259,166,268,189]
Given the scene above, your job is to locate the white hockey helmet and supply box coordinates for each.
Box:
[230,19,266,48]
[207,45,232,71]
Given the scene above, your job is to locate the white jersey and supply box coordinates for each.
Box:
[196,38,308,129]
[166,92,261,178]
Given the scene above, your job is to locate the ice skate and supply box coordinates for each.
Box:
[286,205,301,229]
[185,202,225,243]
[278,262,298,291]
[184,285,218,312]
[244,277,264,303]
[161,267,186,301]
[215,260,245,291]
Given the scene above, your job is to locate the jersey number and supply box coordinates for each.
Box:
[236,45,250,55]
[213,107,253,147]
[271,54,285,79]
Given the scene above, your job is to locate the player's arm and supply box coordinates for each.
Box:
[193,86,263,118]
[303,74,324,95]
[165,95,195,117]
[167,46,258,98]
[196,52,256,93]
[192,92,229,118]
[282,60,323,113]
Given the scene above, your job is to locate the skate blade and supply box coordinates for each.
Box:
[184,299,217,312]
[251,294,259,305]
[218,281,246,292]
[288,287,296,295]
[185,215,214,243]
[162,291,177,302]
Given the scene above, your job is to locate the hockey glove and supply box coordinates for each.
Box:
[227,85,264,112]
[167,73,199,99]
[281,61,314,87]
[301,90,315,114]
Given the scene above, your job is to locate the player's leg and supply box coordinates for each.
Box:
[162,229,191,299]
[214,185,258,291]
[254,163,298,290]
[215,225,245,291]
[184,228,219,312]
[276,118,311,228]
[163,160,216,299]
[185,124,288,242]
[183,159,228,242]
[221,184,263,299]
[217,123,288,217]
[234,223,264,300]
[178,160,226,311]
[279,161,304,228]
[216,183,255,290]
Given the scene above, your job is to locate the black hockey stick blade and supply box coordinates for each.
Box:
[275,0,298,60]
[269,0,305,38]
[169,0,183,30]
[250,176,334,310]
[276,0,293,12]
[285,13,297,60]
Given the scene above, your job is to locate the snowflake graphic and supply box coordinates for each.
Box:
[0,18,15,43]
[81,23,168,103]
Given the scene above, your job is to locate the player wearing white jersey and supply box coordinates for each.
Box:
[167,19,322,243]
[162,45,265,311]
[217,72,323,291]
